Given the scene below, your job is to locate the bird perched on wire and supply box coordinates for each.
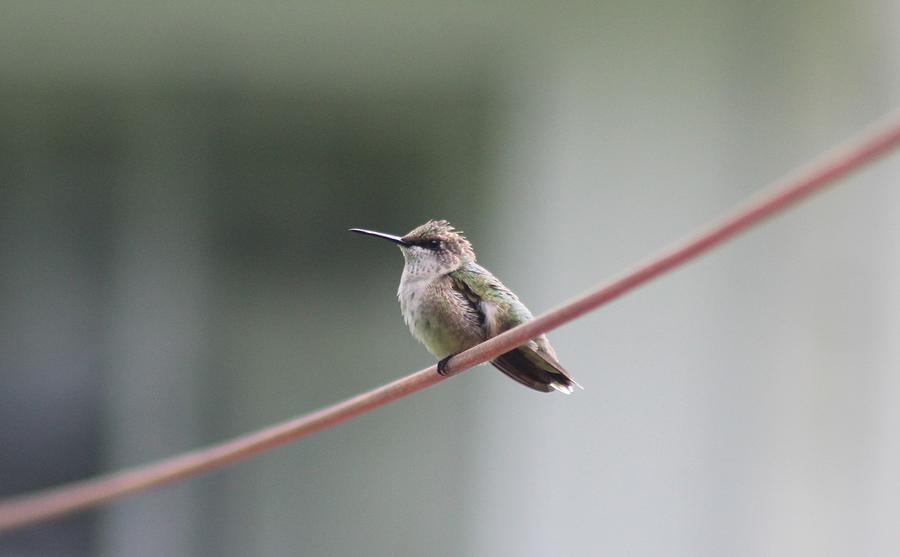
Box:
[350,220,581,394]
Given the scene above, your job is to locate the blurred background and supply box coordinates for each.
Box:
[2,2,900,556]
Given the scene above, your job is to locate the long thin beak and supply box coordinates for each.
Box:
[349,228,409,246]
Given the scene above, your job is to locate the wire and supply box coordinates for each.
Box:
[3,108,900,534]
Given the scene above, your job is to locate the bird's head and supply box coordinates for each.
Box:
[350,220,475,277]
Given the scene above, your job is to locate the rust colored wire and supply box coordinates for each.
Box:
[3,108,900,534]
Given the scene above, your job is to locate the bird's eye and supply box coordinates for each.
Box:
[427,240,441,250]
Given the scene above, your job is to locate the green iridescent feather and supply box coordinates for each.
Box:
[449,263,577,393]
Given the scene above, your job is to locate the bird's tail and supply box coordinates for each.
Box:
[490,345,582,394]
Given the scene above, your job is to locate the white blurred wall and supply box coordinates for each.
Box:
[469,2,900,556]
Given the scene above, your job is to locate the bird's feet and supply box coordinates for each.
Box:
[437,354,455,376]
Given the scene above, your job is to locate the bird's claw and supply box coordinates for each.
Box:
[437,355,454,376]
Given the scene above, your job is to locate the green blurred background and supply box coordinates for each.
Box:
[2,2,900,556]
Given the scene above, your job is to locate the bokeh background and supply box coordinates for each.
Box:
[2,2,900,556]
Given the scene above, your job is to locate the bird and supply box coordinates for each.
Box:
[350,220,581,394]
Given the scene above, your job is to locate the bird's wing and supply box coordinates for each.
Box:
[449,264,580,393]
[447,267,487,329]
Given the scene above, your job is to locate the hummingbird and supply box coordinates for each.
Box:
[350,220,581,394]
